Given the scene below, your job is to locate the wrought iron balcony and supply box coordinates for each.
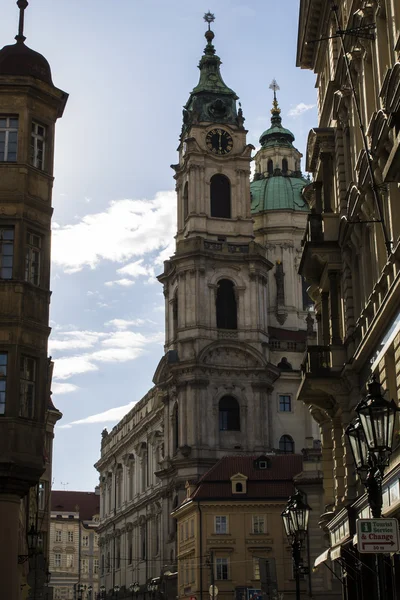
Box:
[302,345,331,377]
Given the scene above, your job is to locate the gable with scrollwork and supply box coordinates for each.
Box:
[199,341,265,370]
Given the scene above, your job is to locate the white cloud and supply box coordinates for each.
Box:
[52,191,176,273]
[105,278,135,287]
[106,318,149,329]
[52,382,79,395]
[49,330,105,352]
[89,347,146,363]
[287,103,316,117]
[58,401,138,429]
[118,259,155,279]
[53,355,98,380]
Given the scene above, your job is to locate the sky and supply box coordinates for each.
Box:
[1,0,318,491]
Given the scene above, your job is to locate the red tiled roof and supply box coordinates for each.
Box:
[187,454,303,502]
[51,491,100,521]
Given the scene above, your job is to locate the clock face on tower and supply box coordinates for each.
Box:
[206,128,233,156]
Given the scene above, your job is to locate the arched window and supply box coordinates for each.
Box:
[279,435,294,454]
[236,482,243,492]
[282,158,288,174]
[183,182,189,221]
[172,292,178,339]
[210,174,231,218]
[216,279,237,329]
[219,396,240,431]
[267,159,273,175]
[173,403,179,452]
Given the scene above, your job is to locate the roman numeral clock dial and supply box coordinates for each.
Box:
[206,128,233,155]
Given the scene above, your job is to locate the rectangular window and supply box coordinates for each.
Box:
[0,353,7,415]
[19,355,36,418]
[215,516,228,534]
[81,558,89,574]
[38,481,46,511]
[215,557,229,580]
[54,553,61,568]
[30,122,46,170]
[94,558,99,574]
[253,558,260,580]
[184,521,189,540]
[0,116,18,162]
[190,518,194,538]
[25,232,41,285]
[82,535,89,547]
[180,523,184,542]
[279,395,291,412]
[67,531,74,543]
[66,554,74,568]
[94,534,98,546]
[55,530,62,542]
[0,228,14,279]
[252,516,265,534]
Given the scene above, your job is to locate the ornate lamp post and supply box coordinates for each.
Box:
[113,585,120,599]
[18,523,39,563]
[87,585,93,598]
[346,376,398,518]
[346,376,398,600]
[99,585,106,599]
[281,490,311,600]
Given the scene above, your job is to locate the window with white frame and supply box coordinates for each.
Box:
[215,557,229,580]
[54,553,61,568]
[253,557,260,580]
[67,531,74,543]
[81,558,89,574]
[215,516,228,534]
[94,558,99,574]
[0,116,18,162]
[25,232,41,285]
[279,394,292,412]
[30,122,46,170]
[0,353,8,415]
[0,228,14,279]
[55,529,62,543]
[82,534,89,547]
[252,515,265,534]
[38,481,46,511]
[19,356,36,418]
[66,554,74,568]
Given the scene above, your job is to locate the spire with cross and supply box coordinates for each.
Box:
[269,78,281,116]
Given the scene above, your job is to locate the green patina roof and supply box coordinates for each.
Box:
[181,28,241,134]
[250,175,309,213]
[259,97,295,148]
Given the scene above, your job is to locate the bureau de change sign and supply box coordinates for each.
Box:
[356,519,400,553]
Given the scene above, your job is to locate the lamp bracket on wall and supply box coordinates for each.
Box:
[307,24,376,44]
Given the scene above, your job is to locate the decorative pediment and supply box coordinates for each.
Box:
[200,342,265,370]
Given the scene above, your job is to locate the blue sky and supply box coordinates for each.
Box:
[1,1,318,491]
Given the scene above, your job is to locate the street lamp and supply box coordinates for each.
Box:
[113,585,120,598]
[129,582,140,599]
[18,524,39,564]
[281,490,311,600]
[87,585,93,598]
[346,376,398,518]
[99,585,106,599]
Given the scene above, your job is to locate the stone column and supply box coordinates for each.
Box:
[321,292,330,346]
[314,181,323,214]
[328,271,341,345]
[320,152,333,212]
[0,493,21,600]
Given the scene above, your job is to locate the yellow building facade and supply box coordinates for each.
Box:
[173,454,337,600]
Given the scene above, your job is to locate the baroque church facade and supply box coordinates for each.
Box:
[96,19,320,596]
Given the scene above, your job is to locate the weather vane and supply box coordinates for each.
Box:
[204,11,215,30]
[269,79,280,101]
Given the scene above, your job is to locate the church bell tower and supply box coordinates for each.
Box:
[155,14,279,482]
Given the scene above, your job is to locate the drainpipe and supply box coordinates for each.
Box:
[112,455,117,592]
[198,503,203,600]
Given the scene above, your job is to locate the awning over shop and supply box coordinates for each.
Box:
[330,545,342,561]
[313,548,330,569]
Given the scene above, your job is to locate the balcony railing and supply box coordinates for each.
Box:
[302,345,331,376]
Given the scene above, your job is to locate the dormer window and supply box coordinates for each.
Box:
[259,461,268,470]
[253,455,271,470]
[230,472,247,494]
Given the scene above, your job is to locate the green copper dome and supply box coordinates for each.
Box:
[251,175,309,213]
[259,98,295,148]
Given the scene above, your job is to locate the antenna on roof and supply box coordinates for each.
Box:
[15,0,29,44]
[60,481,69,491]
